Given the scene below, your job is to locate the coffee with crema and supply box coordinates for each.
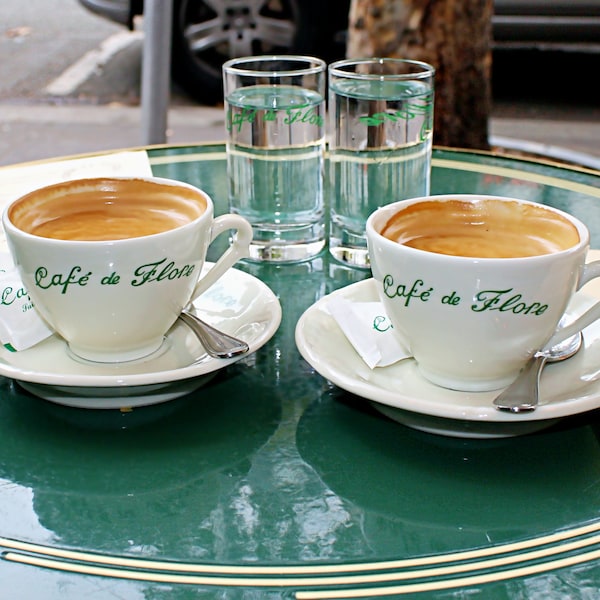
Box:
[9,178,207,241]
[380,198,580,258]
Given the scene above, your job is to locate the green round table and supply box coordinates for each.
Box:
[0,144,599,599]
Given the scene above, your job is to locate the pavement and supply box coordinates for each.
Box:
[1,101,599,171]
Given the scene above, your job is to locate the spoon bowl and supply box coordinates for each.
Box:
[493,330,583,413]
[178,310,249,359]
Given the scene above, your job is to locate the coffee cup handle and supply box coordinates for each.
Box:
[189,214,253,301]
[546,259,600,348]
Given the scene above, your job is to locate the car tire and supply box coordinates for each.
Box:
[170,0,333,105]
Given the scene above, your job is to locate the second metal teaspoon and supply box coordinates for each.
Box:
[493,331,583,413]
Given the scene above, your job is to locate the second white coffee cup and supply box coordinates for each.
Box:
[366,194,600,392]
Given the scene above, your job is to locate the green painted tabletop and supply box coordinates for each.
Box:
[1,144,600,599]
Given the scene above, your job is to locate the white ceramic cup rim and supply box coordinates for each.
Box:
[366,194,590,262]
[2,176,213,247]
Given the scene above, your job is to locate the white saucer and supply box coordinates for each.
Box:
[0,266,281,409]
[295,279,600,438]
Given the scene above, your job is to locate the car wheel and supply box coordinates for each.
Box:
[170,0,327,105]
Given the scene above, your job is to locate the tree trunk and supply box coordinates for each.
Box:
[347,0,493,150]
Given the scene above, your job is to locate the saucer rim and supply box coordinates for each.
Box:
[295,278,600,425]
[0,266,282,389]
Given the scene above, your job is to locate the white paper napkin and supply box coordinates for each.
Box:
[0,150,153,206]
[0,252,53,351]
[328,295,412,369]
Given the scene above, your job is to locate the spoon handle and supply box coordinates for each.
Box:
[178,311,249,359]
[493,355,547,413]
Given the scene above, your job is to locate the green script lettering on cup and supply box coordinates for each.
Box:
[227,104,324,133]
[283,105,324,127]
[131,258,195,287]
[1,285,29,306]
[263,109,277,123]
[471,289,548,315]
[442,291,461,306]
[227,107,257,133]
[383,274,433,307]
[101,272,121,286]
[359,99,433,141]
[227,107,282,133]
[34,266,92,294]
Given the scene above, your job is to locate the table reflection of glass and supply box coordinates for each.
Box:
[0,144,599,599]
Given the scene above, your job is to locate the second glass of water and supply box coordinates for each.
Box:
[328,58,435,268]
[223,55,327,263]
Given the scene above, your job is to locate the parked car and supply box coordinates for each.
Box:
[78,0,348,104]
[493,0,600,47]
[77,0,600,104]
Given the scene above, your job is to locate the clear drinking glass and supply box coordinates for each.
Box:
[223,55,327,262]
[328,58,435,268]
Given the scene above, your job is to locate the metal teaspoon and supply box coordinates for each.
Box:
[493,331,583,413]
[178,310,249,359]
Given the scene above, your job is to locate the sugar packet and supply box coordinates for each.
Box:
[327,295,411,369]
[0,252,53,351]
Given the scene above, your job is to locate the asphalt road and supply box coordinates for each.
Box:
[1,0,193,106]
[0,0,123,100]
[0,1,599,168]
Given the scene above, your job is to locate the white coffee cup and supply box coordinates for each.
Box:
[366,194,600,392]
[2,176,253,362]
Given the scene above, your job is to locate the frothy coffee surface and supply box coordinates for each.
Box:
[9,178,207,241]
[380,199,579,258]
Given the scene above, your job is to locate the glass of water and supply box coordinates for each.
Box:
[328,58,435,268]
[223,55,327,263]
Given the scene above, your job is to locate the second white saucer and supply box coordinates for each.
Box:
[295,278,600,438]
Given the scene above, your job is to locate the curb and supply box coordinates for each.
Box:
[490,136,600,171]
